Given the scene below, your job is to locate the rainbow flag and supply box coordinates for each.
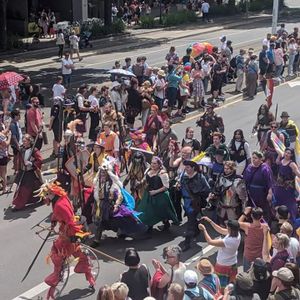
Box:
[270,132,286,156]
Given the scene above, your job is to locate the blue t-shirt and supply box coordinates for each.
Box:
[167,71,182,89]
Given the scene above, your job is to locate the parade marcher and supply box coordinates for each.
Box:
[144,105,163,150]
[126,78,142,129]
[156,119,178,157]
[228,129,251,175]
[26,97,43,150]
[165,46,180,66]
[198,219,241,292]
[245,55,258,100]
[11,134,43,211]
[87,86,100,142]
[35,181,95,299]
[0,126,11,194]
[62,99,76,131]
[209,161,247,225]
[123,151,149,203]
[137,156,178,231]
[261,121,285,175]
[206,132,229,162]
[273,148,300,222]
[153,69,166,110]
[140,80,154,126]
[97,122,120,158]
[244,151,273,222]
[75,84,90,135]
[129,130,151,151]
[279,111,298,149]
[253,104,275,150]
[91,158,146,245]
[83,140,108,187]
[49,97,63,158]
[102,102,125,133]
[181,127,201,157]
[196,103,224,151]
[180,160,210,251]
[190,61,205,109]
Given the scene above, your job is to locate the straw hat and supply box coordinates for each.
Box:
[196,259,214,275]
[158,69,166,77]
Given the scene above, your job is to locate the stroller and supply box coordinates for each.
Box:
[79,31,93,49]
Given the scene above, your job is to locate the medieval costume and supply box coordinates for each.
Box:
[91,158,146,244]
[273,149,300,222]
[244,162,273,222]
[228,129,251,175]
[102,107,124,132]
[136,157,178,228]
[212,169,248,224]
[35,182,95,300]
[196,104,224,151]
[123,151,149,203]
[180,160,211,251]
[12,134,43,210]
[143,105,163,149]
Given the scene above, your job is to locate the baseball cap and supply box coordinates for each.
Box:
[184,270,198,285]
[272,267,294,282]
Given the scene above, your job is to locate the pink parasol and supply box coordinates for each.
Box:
[191,42,206,58]
[0,71,24,90]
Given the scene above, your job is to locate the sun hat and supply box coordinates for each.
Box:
[272,267,294,282]
[197,259,214,275]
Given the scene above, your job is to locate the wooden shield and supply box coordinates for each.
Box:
[65,149,90,179]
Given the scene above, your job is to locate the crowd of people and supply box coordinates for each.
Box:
[1,22,300,300]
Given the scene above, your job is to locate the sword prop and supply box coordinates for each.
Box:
[21,229,52,282]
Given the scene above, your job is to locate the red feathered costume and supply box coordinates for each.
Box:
[45,185,95,299]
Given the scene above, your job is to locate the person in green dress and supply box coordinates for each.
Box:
[137,156,178,231]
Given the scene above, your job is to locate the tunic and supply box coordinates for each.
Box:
[244,163,273,222]
[273,160,297,221]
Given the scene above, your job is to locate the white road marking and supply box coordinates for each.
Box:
[288,80,300,87]
[11,241,218,299]
[12,267,75,300]
[185,242,219,266]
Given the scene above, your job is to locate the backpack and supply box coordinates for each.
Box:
[184,289,206,300]
[278,128,291,147]
[230,55,237,69]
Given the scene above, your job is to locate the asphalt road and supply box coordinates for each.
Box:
[1,19,300,300]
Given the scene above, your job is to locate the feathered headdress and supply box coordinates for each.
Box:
[34,179,67,200]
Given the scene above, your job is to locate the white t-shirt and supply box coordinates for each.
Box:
[69,34,79,49]
[216,233,241,266]
[62,58,74,75]
[154,78,165,99]
[201,2,210,13]
[52,83,65,98]
[171,262,186,287]
[88,95,99,108]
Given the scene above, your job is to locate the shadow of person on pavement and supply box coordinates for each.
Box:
[58,287,95,300]
[3,200,44,221]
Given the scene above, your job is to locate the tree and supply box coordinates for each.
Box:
[0,0,7,50]
[104,0,112,26]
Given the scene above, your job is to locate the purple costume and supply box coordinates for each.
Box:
[273,160,297,221]
[244,163,273,222]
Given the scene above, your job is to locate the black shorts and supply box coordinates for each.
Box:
[0,156,9,166]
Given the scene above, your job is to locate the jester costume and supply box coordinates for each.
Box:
[88,159,147,244]
[36,182,95,300]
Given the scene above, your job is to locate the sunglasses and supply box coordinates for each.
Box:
[271,126,277,129]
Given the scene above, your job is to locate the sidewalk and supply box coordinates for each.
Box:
[0,13,271,70]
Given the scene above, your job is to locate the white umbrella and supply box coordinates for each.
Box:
[107,68,136,77]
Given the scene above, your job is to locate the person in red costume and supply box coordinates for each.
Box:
[12,134,43,211]
[36,181,95,300]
